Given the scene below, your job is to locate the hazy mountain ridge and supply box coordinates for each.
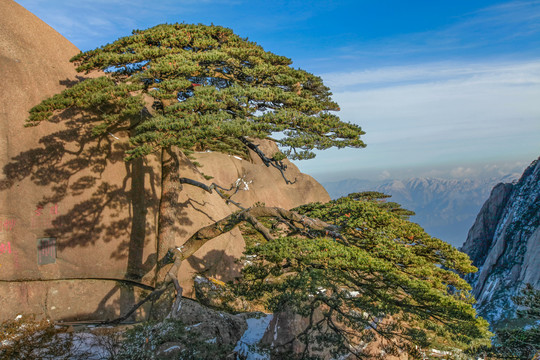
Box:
[323,174,519,247]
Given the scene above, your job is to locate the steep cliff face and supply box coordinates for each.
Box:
[461,157,540,325]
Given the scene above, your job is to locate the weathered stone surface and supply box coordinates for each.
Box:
[193,139,330,211]
[462,157,540,325]
[174,298,247,345]
[0,279,152,321]
[460,182,514,267]
[0,0,165,321]
[260,310,408,359]
[260,309,322,356]
[153,298,248,359]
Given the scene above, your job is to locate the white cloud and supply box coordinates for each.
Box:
[327,60,540,150]
[379,170,391,180]
[323,61,540,90]
[450,167,476,178]
[294,59,540,180]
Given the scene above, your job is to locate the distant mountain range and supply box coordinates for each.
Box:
[322,174,519,247]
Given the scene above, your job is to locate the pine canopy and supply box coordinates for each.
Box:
[22,24,492,357]
[234,193,491,357]
[27,23,365,161]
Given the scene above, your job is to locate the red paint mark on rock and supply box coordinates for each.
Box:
[31,204,59,229]
[0,219,16,231]
[0,242,11,254]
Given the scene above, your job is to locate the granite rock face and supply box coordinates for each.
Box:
[461,157,540,325]
[0,0,329,321]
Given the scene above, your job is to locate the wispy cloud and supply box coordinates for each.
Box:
[16,0,237,50]
[330,60,540,149]
[323,61,540,90]
[295,59,540,179]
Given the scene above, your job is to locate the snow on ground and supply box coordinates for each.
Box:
[234,314,273,360]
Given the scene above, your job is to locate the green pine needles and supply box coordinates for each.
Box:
[27,23,365,161]
[23,23,492,358]
[234,192,491,358]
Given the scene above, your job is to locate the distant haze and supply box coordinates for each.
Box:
[322,173,520,248]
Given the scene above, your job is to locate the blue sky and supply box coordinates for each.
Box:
[16,0,540,181]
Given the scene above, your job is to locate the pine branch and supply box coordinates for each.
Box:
[100,206,343,324]
[179,177,246,210]
[240,137,297,185]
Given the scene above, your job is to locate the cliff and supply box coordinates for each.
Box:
[461,157,540,325]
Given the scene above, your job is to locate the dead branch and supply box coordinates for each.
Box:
[240,137,296,185]
[179,177,246,210]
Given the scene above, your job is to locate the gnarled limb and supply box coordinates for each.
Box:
[176,206,344,262]
[179,177,246,210]
[240,137,297,185]
[103,206,344,324]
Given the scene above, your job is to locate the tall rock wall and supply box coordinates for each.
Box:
[0,0,329,321]
[0,0,162,321]
[461,157,540,325]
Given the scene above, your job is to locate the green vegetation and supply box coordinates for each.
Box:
[232,192,491,358]
[116,319,232,360]
[25,23,492,358]
[0,315,88,359]
[26,23,365,162]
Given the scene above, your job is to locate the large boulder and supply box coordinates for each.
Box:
[0,0,163,321]
[0,0,330,321]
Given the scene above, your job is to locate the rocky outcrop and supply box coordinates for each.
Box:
[461,157,540,325]
[0,0,329,321]
[460,182,514,267]
[0,0,162,321]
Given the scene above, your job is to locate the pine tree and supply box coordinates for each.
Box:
[26,23,366,287]
[27,23,365,161]
[26,24,491,358]
[230,192,491,358]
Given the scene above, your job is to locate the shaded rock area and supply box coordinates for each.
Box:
[0,279,153,322]
[460,182,514,267]
[0,0,161,321]
[260,310,407,360]
[462,157,540,325]
[0,0,329,321]
[169,298,248,348]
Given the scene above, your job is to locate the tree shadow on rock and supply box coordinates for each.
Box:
[188,250,243,310]
[0,98,172,319]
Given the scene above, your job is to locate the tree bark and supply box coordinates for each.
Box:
[154,147,183,285]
